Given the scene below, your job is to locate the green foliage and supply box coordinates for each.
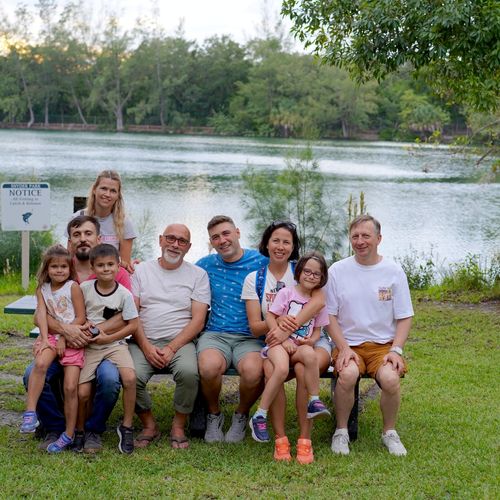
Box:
[397,248,437,290]
[283,0,500,112]
[441,254,499,292]
[242,146,343,259]
[0,230,55,275]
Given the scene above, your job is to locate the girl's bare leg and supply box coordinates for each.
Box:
[63,365,80,437]
[26,349,57,411]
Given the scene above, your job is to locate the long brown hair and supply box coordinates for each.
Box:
[36,245,77,289]
[85,170,125,239]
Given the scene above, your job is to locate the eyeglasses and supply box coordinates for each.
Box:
[161,234,190,247]
[302,268,322,279]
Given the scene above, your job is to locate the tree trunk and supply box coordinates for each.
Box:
[115,105,124,131]
[341,118,349,138]
[71,88,88,125]
[44,99,49,125]
[20,74,35,128]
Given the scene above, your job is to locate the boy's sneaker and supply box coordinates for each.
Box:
[47,432,73,453]
[382,430,407,456]
[204,413,224,443]
[249,415,270,443]
[306,399,331,419]
[225,413,248,443]
[20,411,39,433]
[274,436,291,462]
[331,428,350,455]
[296,438,314,464]
[71,431,85,453]
[83,431,103,454]
[117,424,134,454]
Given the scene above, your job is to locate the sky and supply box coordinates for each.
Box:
[0,0,290,44]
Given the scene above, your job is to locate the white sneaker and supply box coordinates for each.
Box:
[204,413,224,443]
[225,413,248,443]
[382,430,407,456]
[331,428,350,455]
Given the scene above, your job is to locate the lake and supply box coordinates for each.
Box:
[0,129,498,266]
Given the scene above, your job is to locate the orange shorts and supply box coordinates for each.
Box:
[34,334,85,369]
[332,341,407,379]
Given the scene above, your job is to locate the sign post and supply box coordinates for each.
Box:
[1,183,51,290]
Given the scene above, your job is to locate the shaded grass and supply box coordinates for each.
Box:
[0,300,498,498]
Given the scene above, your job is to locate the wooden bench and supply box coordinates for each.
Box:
[189,368,368,442]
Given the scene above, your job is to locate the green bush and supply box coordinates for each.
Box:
[441,253,499,292]
[397,248,437,290]
[0,229,55,275]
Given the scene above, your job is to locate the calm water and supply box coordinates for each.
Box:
[0,129,498,265]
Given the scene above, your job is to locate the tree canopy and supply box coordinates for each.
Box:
[282,0,500,112]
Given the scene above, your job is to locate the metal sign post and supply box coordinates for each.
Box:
[1,182,51,290]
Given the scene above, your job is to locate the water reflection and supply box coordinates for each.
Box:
[0,129,498,264]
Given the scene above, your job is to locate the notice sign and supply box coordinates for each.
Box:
[1,183,51,231]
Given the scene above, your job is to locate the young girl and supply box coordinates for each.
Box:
[249,251,331,445]
[21,245,86,453]
[76,170,137,273]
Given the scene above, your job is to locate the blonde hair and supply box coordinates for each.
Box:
[36,245,77,290]
[85,170,125,240]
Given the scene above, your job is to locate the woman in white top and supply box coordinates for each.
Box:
[78,170,137,273]
[241,220,331,463]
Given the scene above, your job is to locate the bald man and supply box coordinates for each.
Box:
[129,224,211,449]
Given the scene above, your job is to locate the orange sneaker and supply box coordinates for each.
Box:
[274,436,292,462]
[296,438,314,464]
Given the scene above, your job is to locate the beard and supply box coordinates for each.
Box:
[75,247,91,261]
[162,247,182,265]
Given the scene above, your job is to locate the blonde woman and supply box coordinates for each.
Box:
[73,170,137,273]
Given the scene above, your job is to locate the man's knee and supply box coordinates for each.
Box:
[96,360,121,394]
[198,349,226,380]
[238,354,263,385]
[377,365,401,394]
[120,369,136,389]
[337,361,360,388]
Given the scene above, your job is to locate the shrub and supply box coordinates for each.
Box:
[397,248,437,290]
[0,229,55,275]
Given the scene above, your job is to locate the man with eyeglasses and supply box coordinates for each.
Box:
[326,215,413,456]
[129,223,210,449]
[196,215,268,443]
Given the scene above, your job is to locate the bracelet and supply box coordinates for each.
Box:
[389,346,403,356]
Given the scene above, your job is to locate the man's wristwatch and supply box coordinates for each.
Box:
[389,346,403,356]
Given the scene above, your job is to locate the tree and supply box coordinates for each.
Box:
[399,90,450,135]
[282,0,500,111]
[242,147,344,259]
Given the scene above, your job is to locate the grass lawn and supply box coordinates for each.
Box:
[0,295,498,499]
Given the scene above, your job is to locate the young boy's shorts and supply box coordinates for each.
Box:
[79,341,135,384]
[332,341,407,379]
[38,334,85,369]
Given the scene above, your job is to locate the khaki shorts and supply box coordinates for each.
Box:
[80,342,135,384]
[332,341,407,379]
[197,331,264,370]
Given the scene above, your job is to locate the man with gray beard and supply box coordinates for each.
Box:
[129,224,210,449]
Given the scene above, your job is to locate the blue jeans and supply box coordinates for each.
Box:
[23,359,121,434]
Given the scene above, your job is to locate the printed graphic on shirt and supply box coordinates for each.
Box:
[287,300,312,339]
[378,287,393,301]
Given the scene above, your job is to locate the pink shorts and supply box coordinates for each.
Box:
[40,334,85,369]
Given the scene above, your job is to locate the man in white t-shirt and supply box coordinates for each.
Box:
[326,215,414,456]
[130,223,210,449]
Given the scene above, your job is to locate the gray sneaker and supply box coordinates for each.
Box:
[38,431,60,451]
[382,430,407,456]
[331,428,350,455]
[225,413,248,443]
[83,431,103,454]
[204,413,224,443]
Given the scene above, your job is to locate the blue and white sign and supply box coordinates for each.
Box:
[1,182,51,231]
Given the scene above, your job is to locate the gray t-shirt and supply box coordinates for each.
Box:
[131,259,211,341]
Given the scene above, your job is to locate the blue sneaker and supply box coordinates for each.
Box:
[47,432,73,453]
[306,399,331,419]
[20,411,39,433]
[249,415,270,443]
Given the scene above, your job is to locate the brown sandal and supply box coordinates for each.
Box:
[134,430,161,448]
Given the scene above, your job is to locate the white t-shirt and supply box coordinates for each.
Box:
[241,263,295,318]
[131,259,211,341]
[326,256,414,346]
[80,280,138,350]
[69,211,137,250]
